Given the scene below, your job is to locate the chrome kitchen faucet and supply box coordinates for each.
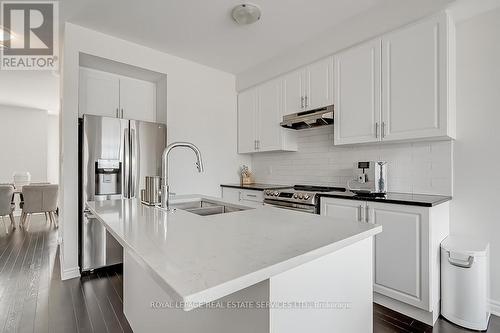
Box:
[161,142,204,210]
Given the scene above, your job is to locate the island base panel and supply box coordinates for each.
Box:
[123,249,270,333]
[269,236,373,333]
[124,237,374,333]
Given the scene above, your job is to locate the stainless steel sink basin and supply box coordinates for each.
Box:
[170,199,251,216]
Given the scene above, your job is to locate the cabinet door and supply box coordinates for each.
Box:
[120,77,156,122]
[334,39,381,145]
[320,197,364,223]
[257,79,282,151]
[237,89,258,154]
[369,202,430,310]
[305,56,334,111]
[282,69,305,114]
[221,187,241,203]
[381,14,448,141]
[79,68,120,118]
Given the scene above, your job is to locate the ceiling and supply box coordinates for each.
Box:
[61,0,396,74]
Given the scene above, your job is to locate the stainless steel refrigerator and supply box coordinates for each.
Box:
[79,114,167,272]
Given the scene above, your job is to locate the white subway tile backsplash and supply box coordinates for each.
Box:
[252,127,453,196]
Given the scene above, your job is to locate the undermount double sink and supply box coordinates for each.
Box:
[169,199,252,216]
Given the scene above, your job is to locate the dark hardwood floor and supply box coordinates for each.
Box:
[0,214,498,333]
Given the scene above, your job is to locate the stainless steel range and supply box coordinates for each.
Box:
[263,185,346,214]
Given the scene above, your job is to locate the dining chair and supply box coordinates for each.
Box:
[0,185,16,234]
[21,184,59,230]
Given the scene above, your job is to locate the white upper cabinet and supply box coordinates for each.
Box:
[258,80,283,151]
[79,68,120,118]
[119,76,156,122]
[333,13,455,145]
[306,56,334,111]
[237,80,297,154]
[79,67,158,122]
[281,57,333,115]
[381,14,453,142]
[282,69,305,115]
[334,39,381,145]
[237,88,258,154]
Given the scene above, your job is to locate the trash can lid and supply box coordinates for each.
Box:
[441,236,489,257]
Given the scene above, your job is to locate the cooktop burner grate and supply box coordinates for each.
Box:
[292,185,346,193]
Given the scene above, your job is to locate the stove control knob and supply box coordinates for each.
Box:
[293,193,299,199]
[304,194,310,200]
[274,191,279,196]
[266,190,272,195]
[298,193,304,199]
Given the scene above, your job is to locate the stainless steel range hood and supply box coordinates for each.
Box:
[280,105,334,130]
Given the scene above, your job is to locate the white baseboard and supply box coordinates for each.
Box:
[58,244,80,280]
[490,299,500,317]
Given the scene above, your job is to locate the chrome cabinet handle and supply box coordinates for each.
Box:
[304,95,308,108]
[382,122,386,138]
[246,194,257,198]
[357,205,362,222]
[257,140,260,150]
[121,108,124,118]
[447,252,474,268]
[116,108,119,118]
[375,122,379,138]
[301,96,304,109]
[365,205,369,223]
[238,191,242,201]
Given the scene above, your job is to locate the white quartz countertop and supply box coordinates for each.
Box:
[86,195,381,310]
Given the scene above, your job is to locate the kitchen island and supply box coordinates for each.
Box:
[86,195,382,333]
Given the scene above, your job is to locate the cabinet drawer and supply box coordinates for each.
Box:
[240,189,263,202]
[221,187,264,206]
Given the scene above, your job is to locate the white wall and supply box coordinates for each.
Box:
[60,23,251,278]
[252,126,453,195]
[0,70,59,113]
[0,105,48,183]
[452,7,500,312]
[47,114,60,184]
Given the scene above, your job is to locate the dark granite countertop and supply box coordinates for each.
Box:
[220,183,292,191]
[319,191,451,207]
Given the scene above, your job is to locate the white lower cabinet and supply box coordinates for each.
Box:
[320,197,449,325]
[320,198,365,223]
[221,187,264,208]
[369,203,430,310]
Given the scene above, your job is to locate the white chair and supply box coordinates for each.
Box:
[21,184,59,230]
[0,185,16,234]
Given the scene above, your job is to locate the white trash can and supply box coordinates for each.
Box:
[441,236,490,331]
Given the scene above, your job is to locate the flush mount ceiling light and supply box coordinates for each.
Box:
[231,4,261,25]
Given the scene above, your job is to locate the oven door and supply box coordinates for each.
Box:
[263,199,317,214]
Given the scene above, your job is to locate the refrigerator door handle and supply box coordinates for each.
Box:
[130,127,137,198]
[123,126,130,198]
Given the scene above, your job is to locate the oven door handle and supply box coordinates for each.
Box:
[263,200,316,214]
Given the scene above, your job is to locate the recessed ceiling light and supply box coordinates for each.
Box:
[231,4,261,25]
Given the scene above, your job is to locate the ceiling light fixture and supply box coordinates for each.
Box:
[231,4,261,25]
